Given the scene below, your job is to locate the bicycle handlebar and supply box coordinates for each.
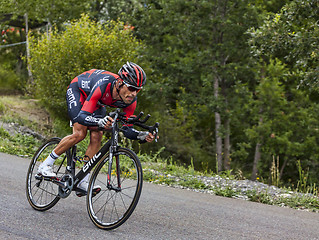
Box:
[108,109,160,142]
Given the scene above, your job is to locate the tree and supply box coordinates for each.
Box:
[0,0,92,90]
[248,0,319,91]
[247,0,319,183]
[120,0,259,171]
[0,0,89,26]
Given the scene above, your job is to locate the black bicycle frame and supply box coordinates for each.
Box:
[71,112,120,187]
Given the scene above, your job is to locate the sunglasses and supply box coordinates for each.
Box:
[124,83,142,92]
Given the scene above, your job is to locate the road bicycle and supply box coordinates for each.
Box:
[26,109,159,230]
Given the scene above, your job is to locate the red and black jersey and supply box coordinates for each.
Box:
[67,69,136,127]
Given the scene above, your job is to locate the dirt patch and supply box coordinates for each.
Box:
[8,98,51,124]
[0,95,52,137]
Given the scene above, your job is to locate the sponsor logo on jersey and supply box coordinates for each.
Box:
[92,76,109,89]
[94,70,104,75]
[67,88,77,109]
[84,116,99,123]
[81,80,90,89]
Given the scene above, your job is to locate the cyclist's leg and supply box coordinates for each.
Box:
[54,123,88,155]
[85,130,103,158]
[39,83,87,175]
[75,107,105,197]
[84,106,106,158]
[75,130,102,197]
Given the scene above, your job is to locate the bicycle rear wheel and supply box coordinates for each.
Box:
[26,137,68,211]
[87,147,143,230]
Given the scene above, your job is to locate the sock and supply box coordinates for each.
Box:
[43,150,59,166]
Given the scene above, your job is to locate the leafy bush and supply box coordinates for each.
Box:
[0,67,21,90]
[29,14,145,120]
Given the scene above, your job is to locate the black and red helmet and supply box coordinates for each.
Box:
[118,62,146,89]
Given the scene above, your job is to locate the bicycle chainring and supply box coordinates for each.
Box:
[58,174,74,198]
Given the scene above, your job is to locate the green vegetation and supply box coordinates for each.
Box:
[0,0,319,201]
[29,14,145,119]
[0,127,39,157]
[0,95,318,212]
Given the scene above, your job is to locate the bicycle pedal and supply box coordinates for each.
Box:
[35,173,43,180]
[93,187,101,197]
[75,188,86,197]
[75,187,101,197]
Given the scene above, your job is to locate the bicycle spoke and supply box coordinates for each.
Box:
[26,138,67,211]
[87,148,143,230]
[118,191,134,200]
[118,192,128,210]
[110,193,120,222]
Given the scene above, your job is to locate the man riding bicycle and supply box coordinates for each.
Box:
[38,62,156,196]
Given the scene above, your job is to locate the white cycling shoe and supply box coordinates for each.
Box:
[38,163,57,177]
[76,180,101,197]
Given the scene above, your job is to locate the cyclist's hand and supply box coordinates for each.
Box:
[145,132,158,142]
[137,131,157,143]
[98,116,114,129]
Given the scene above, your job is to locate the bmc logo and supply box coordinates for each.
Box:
[83,152,102,172]
[67,88,77,108]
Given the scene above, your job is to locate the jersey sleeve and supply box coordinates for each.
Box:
[121,100,148,140]
[74,82,108,126]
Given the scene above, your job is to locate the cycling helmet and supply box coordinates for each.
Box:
[118,62,146,88]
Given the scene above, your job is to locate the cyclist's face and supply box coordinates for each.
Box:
[120,84,139,104]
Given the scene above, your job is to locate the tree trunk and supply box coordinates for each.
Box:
[223,117,231,171]
[214,75,223,172]
[251,142,261,181]
[251,115,263,181]
[279,157,288,180]
[24,13,33,84]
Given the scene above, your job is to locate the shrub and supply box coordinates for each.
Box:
[29,14,145,120]
[0,67,21,90]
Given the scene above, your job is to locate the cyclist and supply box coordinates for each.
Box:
[38,62,157,196]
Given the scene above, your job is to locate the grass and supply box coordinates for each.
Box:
[0,127,39,157]
[137,148,319,212]
[0,95,319,213]
[1,119,319,212]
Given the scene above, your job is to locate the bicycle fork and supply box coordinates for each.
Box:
[107,147,121,192]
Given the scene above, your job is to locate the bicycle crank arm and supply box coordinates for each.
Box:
[35,174,68,188]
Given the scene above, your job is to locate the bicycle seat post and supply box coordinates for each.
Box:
[66,145,77,175]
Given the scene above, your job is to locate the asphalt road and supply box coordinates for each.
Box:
[1,152,319,240]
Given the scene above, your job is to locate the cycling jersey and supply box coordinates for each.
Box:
[66,69,141,140]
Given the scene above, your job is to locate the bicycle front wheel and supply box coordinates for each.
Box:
[87,147,143,230]
[26,137,69,211]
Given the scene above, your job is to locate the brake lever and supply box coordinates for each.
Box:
[152,122,159,143]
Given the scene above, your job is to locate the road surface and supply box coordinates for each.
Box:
[1,152,319,240]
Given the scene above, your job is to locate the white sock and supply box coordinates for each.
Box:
[43,151,59,166]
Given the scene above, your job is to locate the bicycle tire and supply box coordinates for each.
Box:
[26,137,68,211]
[87,147,143,230]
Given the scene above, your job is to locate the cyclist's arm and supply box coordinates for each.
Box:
[74,84,106,126]
[121,102,149,141]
